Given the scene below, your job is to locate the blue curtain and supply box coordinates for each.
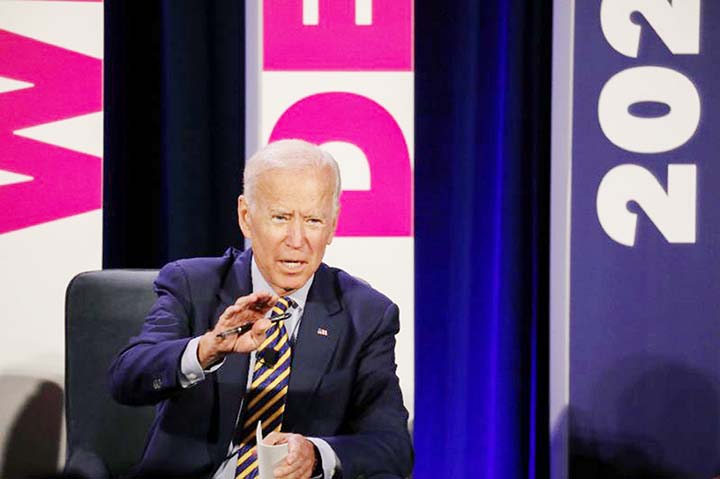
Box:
[104,0,245,268]
[414,1,551,478]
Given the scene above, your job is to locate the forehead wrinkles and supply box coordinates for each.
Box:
[252,167,335,214]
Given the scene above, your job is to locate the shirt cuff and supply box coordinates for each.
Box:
[307,437,338,479]
[178,336,224,388]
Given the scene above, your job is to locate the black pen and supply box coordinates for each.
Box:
[215,312,292,339]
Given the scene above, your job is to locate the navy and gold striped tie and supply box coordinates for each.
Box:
[235,296,297,479]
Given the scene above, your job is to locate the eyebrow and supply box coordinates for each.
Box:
[269,208,327,217]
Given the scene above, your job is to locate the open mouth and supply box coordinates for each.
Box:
[279,260,305,271]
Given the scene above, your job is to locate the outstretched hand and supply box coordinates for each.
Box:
[197,291,278,368]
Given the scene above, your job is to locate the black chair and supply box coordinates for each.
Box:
[64,270,158,479]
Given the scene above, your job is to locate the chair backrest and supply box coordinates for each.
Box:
[64,270,158,478]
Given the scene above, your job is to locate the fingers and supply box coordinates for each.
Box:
[273,434,314,479]
[218,292,277,330]
[208,292,282,356]
[251,317,272,341]
[216,303,249,331]
[234,317,272,352]
[263,431,289,446]
[219,303,242,322]
[236,291,278,312]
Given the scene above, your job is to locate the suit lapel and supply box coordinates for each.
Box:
[285,263,346,431]
[214,248,253,330]
[211,254,346,435]
[212,249,253,459]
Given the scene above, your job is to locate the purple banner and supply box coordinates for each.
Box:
[553,1,720,477]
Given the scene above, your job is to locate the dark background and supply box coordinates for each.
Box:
[104,0,245,267]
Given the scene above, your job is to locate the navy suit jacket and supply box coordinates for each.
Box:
[108,248,412,479]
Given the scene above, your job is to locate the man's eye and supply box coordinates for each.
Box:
[272,215,289,222]
[306,218,323,225]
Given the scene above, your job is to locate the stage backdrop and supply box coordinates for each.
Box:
[0,0,103,475]
[552,1,720,477]
[246,0,415,418]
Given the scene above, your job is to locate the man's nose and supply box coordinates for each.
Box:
[285,218,305,248]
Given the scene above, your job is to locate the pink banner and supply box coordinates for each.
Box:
[264,0,412,71]
[0,30,101,234]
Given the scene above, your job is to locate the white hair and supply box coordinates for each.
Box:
[243,139,342,210]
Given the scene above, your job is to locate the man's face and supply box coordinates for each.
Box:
[238,165,338,295]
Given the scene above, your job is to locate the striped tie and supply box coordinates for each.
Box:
[235,296,296,479]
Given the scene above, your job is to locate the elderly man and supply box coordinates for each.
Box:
[109,139,413,479]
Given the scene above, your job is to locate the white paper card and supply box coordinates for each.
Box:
[256,421,288,479]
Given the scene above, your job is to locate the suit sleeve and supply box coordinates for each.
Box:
[321,303,414,479]
[108,262,195,406]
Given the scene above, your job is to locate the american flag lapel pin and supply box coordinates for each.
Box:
[316,327,328,337]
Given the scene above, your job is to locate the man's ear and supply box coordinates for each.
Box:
[237,195,252,239]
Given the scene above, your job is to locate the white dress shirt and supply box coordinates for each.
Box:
[178,258,338,478]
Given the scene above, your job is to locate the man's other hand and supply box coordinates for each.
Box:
[265,432,316,479]
[197,291,277,368]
